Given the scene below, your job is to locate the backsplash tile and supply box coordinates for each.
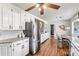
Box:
[0,30,22,40]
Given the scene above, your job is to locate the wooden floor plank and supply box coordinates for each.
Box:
[29,36,69,56]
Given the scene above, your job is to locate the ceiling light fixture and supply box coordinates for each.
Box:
[43,5,46,9]
[38,7,41,11]
[36,4,40,8]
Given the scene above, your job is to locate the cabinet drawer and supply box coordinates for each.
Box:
[13,40,22,46]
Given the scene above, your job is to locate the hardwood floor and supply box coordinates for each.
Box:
[29,36,69,56]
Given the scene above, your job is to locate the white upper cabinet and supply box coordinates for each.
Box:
[12,6,20,30]
[0,4,26,30]
[20,10,26,30]
[2,4,13,30]
[0,4,44,30]
[22,38,29,56]
[0,4,2,29]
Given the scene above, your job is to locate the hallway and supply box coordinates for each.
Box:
[32,36,69,56]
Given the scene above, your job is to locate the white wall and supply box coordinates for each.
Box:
[43,17,71,39]
[70,12,79,36]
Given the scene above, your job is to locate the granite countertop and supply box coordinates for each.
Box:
[0,37,29,44]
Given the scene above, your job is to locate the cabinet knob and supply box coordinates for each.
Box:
[72,53,74,56]
[11,9,13,12]
[9,25,11,29]
[17,43,21,45]
[9,25,13,29]
[11,26,13,29]
[22,45,24,49]
[21,26,22,29]
[25,40,28,42]
[19,26,21,29]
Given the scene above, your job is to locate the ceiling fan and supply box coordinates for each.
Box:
[25,3,60,15]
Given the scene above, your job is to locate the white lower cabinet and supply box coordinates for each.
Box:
[0,43,12,56]
[41,33,49,43]
[12,40,22,56]
[0,38,29,56]
[22,39,29,56]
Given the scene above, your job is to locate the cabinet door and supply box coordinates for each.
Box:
[0,4,2,29]
[22,38,29,56]
[13,41,22,56]
[13,7,20,30]
[20,10,26,30]
[2,5,13,30]
[0,44,12,56]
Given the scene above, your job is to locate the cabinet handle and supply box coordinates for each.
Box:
[19,26,22,29]
[22,45,24,49]
[25,40,28,42]
[17,43,21,45]
[21,26,22,29]
[9,25,13,29]
[10,45,11,47]
[11,9,13,12]
[9,25,11,29]
[13,48,14,51]
[11,26,13,29]
[72,53,74,56]
[19,26,21,29]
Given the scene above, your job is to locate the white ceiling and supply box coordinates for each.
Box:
[13,3,79,21]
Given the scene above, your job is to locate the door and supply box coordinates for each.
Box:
[50,25,54,35]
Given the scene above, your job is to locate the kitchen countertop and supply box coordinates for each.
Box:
[0,37,29,44]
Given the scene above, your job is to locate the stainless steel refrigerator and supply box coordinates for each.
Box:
[23,20,41,54]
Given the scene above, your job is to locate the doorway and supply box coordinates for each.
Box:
[50,24,54,36]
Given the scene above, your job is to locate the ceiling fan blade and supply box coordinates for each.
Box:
[25,5,36,11]
[46,3,60,9]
